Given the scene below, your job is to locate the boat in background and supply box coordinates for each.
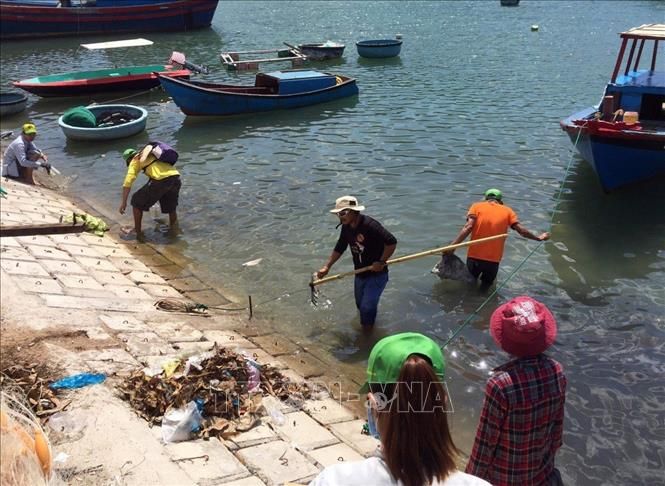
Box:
[356,39,402,58]
[500,0,520,6]
[158,69,358,116]
[0,0,219,40]
[560,24,665,192]
[0,91,28,116]
[14,64,190,97]
[291,42,346,61]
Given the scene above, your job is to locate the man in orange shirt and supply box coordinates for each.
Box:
[448,189,550,286]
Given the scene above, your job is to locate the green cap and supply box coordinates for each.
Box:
[485,188,503,202]
[359,332,445,393]
[123,148,137,163]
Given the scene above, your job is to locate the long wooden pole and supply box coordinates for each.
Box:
[310,234,508,287]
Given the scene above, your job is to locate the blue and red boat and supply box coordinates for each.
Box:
[158,70,359,116]
[560,24,665,192]
[0,0,219,40]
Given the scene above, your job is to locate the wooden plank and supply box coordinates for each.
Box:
[81,38,153,50]
[0,222,86,237]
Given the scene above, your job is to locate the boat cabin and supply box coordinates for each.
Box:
[603,24,665,125]
[255,70,338,95]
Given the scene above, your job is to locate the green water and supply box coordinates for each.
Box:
[2,2,664,483]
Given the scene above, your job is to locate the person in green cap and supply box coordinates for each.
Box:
[445,188,550,286]
[1,123,51,184]
[119,145,181,240]
[309,332,490,486]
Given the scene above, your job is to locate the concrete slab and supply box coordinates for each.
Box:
[41,294,151,313]
[269,411,338,451]
[57,274,105,290]
[183,289,231,306]
[242,348,285,369]
[63,287,120,299]
[303,398,357,425]
[219,477,267,486]
[108,256,151,272]
[0,236,21,247]
[75,256,118,272]
[251,335,300,357]
[150,321,204,342]
[13,275,63,294]
[25,244,72,260]
[168,276,210,292]
[328,420,381,457]
[127,270,168,285]
[100,314,150,333]
[90,270,135,287]
[227,423,277,449]
[105,285,153,300]
[237,441,319,486]
[278,353,327,379]
[202,330,255,350]
[118,332,173,357]
[164,439,248,483]
[0,259,49,277]
[41,259,87,275]
[171,340,216,356]
[16,235,57,247]
[306,442,364,468]
[49,233,87,246]
[154,264,193,280]
[82,327,114,341]
[58,243,104,258]
[80,233,117,247]
[78,348,140,374]
[1,246,36,261]
[137,252,172,267]
[23,213,61,224]
[139,283,184,299]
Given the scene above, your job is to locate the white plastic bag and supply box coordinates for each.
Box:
[161,401,202,443]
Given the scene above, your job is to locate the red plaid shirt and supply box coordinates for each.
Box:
[466,355,566,486]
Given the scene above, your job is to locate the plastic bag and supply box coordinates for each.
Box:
[245,358,261,393]
[50,373,106,390]
[161,401,202,443]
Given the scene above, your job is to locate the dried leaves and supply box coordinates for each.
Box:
[117,346,314,439]
[0,365,70,419]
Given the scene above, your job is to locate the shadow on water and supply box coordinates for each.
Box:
[356,56,404,69]
[547,159,665,305]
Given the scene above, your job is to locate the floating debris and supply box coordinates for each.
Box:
[242,258,263,267]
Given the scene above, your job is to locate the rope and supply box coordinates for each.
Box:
[441,124,586,349]
[89,86,160,106]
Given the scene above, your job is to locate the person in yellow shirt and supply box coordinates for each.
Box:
[119,146,181,240]
[448,189,550,286]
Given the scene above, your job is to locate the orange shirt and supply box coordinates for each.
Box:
[466,201,518,263]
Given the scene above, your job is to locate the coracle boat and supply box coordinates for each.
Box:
[560,24,665,191]
[158,69,358,116]
[0,0,219,40]
[296,42,345,61]
[0,91,28,116]
[13,65,190,98]
[356,39,402,58]
[58,104,147,141]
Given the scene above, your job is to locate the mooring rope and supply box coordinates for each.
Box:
[441,124,586,349]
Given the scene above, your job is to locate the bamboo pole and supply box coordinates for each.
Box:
[310,234,508,287]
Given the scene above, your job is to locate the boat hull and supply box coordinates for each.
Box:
[561,108,665,191]
[58,104,147,141]
[13,66,190,98]
[158,74,359,116]
[0,0,219,39]
[356,40,402,58]
[0,91,28,116]
[298,44,345,60]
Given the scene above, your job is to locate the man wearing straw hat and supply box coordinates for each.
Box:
[316,196,397,327]
[466,296,566,486]
[1,123,51,185]
[447,189,550,286]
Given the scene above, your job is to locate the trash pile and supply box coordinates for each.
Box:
[118,345,316,441]
[0,365,67,420]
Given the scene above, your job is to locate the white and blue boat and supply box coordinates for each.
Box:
[560,24,665,192]
[158,70,358,116]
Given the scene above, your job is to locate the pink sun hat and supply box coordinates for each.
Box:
[490,296,557,357]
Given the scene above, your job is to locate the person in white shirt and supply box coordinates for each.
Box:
[2,123,50,185]
[310,333,490,486]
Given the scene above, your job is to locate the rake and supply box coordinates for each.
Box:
[309,234,508,305]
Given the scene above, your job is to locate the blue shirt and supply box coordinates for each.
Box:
[2,134,42,178]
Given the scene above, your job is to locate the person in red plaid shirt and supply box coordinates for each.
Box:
[466,296,566,486]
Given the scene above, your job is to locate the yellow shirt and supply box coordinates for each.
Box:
[122,153,179,188]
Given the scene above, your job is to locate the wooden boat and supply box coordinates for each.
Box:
[356,39,402,58]
[560,24,665,191]
[58,104,147,141]
[158,69,359,116]
[294,42,345,61]
[0,91,28,116]
[221,47,306,71]
[13,65,190,97]
[0,0,219,40]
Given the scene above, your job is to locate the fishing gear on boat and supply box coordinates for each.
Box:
[309,234,508,305]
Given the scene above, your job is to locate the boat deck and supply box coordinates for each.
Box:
[614,70,665,94]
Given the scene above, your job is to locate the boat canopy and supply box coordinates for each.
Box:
[611,23,663,82]
[81,38,153,50]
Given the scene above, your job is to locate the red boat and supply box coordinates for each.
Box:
[13,64,190,98]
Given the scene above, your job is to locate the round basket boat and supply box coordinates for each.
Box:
[0,91,28,117]
[58,104,147,141]
[356,39,402,58]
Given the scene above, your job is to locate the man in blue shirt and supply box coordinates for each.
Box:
[317,196,397,326]
[2,123,50,184]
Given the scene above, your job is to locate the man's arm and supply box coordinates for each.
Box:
[119,186,131,214]
[511,222,550,242]
[119,160,139,214]
[317,250,343,279]
[371,243,397,272]
[446,215,476,253]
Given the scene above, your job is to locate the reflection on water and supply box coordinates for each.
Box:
[2,2,665,483]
